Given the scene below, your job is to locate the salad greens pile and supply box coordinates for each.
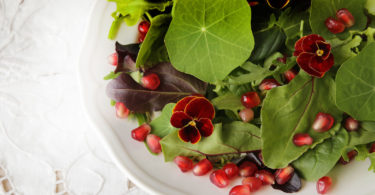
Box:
[105,0,375,191]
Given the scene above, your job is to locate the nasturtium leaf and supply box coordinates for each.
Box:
[261,72,342,169]
[160,122,261,161]
[292,129,349,181]
[136,14,171,68]
[347,121,375,147]
[149,103,177,138]
[336,43,375,121]
[211,93,244,112]
[165,0,254,83]
[310,0,367,40]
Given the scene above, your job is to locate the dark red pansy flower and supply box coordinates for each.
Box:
[170,96,215,144]
[293,34,334,78]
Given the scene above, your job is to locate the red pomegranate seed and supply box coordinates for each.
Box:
[131,124,151,142]
[239,108,254,123]
[239,161,258,177]
[115,102,130,118]
[325,17,345,34]
[284,69,297,83]
[293,133,313,146]
[248,1,259,7]
[259,78,280,91]
[146,134,162,154]
[229,185,251,195]
[317,176,332,194]
[312,112,334,132]
[174,156,194,172]
[241,92,261,108]
[255,170,275,185]
[141,73,160,90]
[193,159,213,176]
[242,177,262,192]
[107,52,118,66]
[275,165,294,185]
[222,162,239,179]
[138,33,146,43]
[344,117,359,132]
[370,143,375,153]
[339,150,357,165]
[336,8,355,27]
[138,21,150,34]
[210,169,230,188]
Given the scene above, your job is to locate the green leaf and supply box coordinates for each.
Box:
[165,0,254,83]
[212,93,243,112]
[292,128,349,181]
[149,103,177,137]
[261,72,342,169]
[108,0,172,39]
[367,0,375,16]
[310,0,367,40]
[136,14,171,68]
[160,122,261,161]
[103,71,122,80]
[336,42,375,121]
[330,35,362,65]
[347,121,375,147]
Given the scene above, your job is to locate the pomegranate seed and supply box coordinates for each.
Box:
[174,156,194,172]
[138,33,146,43]
[242,177,262,192]
[146,134,162,154]
[131,124,151,142]
[239,161,258,177]
[339,150,357,165]
[248,1,259,7]
[317,176,332,194]
[370,143,375,153]
[275,165,294,185]
[293,133,313,146]
[241,92,261,108]
[336,8,355,27]
[259,78,280,91]
[284,69,297,83]
[115,102,130,118]
[255,170,275,185]
[344,117,359,132]
[210,169,230,188]
[229,185,251,195]
[312,112,334,132]
[239,108,254,123]
[107,52,118,66]
[222,162,239,179]
[193,159,213,176]
[325,17,345,34]
[141,73,160,90]
[138,21,150,34]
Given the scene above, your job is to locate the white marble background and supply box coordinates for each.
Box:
[0,0,146,194]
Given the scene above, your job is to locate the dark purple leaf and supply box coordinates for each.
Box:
[107,62,207,113]
[272,172,302,193]
[114,42,139,73]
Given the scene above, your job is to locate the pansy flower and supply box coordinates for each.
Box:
[170,96,215,144]
[294,34,334,78]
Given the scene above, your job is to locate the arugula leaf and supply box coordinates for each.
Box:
[103,71,122,80]
[310,0,367,40]
[136,14,171,68]
[261,72,342,169]
[106,62,207,113]
[108,0,172,39]
[165,0,254,83]
[367,0,375,16]
[160,122,261,161]
[336,43,375,121]
[351,144,375,172]
[347,121,375,147]
[150,103,177,137]
[212,93,244,113]
[292,128,349,181]
[330,35,362,66]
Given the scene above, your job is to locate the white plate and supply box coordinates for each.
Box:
[78,1,375,194]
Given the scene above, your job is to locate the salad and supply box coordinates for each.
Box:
[104,0,375,194]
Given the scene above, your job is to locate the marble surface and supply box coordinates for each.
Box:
[0,0,146,194]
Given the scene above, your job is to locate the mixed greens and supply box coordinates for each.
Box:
[105,0,375,193]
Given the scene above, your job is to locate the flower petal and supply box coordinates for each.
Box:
[184,97,215,120]
[178,125,201,144]
[173,96,197,113]
[297,52,324,77]
[310,54,334,77]
[196,118,214,137]
[170,111,193,128]
[301,34,325,53]
[316,41,331,60]
[294,35,306,56]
